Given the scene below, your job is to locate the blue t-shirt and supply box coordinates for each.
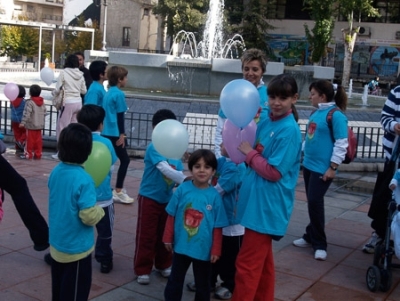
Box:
[92,133,118,202]
[139,143,183,204]
[212,157,245,225]
[48,163,97,254]
[166,181,229,261]
[238,112,302,237]
[11,98,25,122]
[303,106,348,174]
[101,86,128,137]
[84,81,106,106]
[218,84,268,119]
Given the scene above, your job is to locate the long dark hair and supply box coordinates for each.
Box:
[309,80,347,111]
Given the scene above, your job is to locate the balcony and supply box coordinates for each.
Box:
[42,14,63,23]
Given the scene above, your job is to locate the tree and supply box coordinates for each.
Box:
[64,16,103,54]
[303,0,335,65]
[224,0,275,54]
[152,0,208,51]
[338,0,379,86]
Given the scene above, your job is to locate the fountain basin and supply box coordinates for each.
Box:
[85,50,336,99]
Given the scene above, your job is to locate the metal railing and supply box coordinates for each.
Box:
[0,101,385,161]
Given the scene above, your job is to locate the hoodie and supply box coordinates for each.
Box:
[21,96,46,130]
[11,97,26,122]
[52,68,87,103]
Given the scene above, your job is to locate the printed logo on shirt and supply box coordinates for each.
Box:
[307,122,316,140]
[184,204,204,239]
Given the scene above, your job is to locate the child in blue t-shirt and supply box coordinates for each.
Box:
[186,143,245,299]
[134,109,188,285]
[84,60,108,106]
[232,74,302,301]
[77,104,118,274]
[101,65,134,204]
[11,85,26,153]
[48,123,105,300]
[163,149,229,301]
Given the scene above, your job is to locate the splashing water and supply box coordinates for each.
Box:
[202,0,224,59]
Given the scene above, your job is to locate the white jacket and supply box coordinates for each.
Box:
[52,68,86,103]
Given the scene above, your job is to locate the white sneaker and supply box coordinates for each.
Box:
[137,274,150,285]
[51,153,59,160]
[112,190,134,204]
[293,238,311,248]
[156,267,171,278]
[362,231,382,254]
[314,250,327,261]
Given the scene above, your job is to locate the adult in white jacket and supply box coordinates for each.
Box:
[52,54,87,142]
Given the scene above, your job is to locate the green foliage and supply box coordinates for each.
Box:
[0,23,39,58]
[64,16,103,54]
[153,0,208,43]
[228,0,275,51]
[303,0,335,64]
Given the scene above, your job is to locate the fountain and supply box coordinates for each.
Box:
[362,84,369,106]
[348,78,353,99]
[85,0,334,98]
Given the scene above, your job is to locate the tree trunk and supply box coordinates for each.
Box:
[341,30,357,87]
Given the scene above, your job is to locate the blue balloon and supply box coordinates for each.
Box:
[220,79,260,128]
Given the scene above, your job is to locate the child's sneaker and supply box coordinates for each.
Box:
[100,261,113,274]
[137,274,150,285]
[363,231,382,254]
[113,189,134,204]
[293,238,311,248]
[215,286,232,300]
[155,267,171,278]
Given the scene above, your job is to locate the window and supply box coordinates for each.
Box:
[143,8,150,16]
[122,27,131,47]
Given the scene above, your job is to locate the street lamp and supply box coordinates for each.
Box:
[101,0,108,51]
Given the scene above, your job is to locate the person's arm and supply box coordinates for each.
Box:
[52,72,63,96]
[210,228,222,263]
[78,206,105,226]
[163,214,175,252]
[214,116,226,159]
[116,112,126,147]
[331,138,348,165]
[156,161,187,184]
[20,102,32,127]
[381,92,400,135]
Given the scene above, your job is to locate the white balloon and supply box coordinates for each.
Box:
[40,67,54,86]
[152,120,189,159]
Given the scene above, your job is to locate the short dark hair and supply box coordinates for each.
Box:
[29,84,41,97]
[64,54,79,68]
[74,51,85,59]
[18,85,26,98]
[152,109,177,128]
[77,104,106,131]
[107,65,128,86]
[188,149,217,171]
[89,60,108,81]
[58,123,92,164]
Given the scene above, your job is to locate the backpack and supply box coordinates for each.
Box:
[310,108,357,164]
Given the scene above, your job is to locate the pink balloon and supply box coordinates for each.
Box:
[4,82,19,101]
[222,119,257,164]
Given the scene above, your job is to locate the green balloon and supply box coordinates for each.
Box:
[84,141,112,187]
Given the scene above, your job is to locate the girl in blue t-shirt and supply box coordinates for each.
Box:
[293,80,348,261]
[232,74,302,301]
[163,149,228,301]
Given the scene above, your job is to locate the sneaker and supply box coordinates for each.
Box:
[100,261,113,274]
[293,238,311,248]
[113,190,134,204]
[44,253,52,266]
[137,274,150,285]
[51,153,59,160]
[34,243,49,251]
[187,281,196,292]
[363,232,382,254]
[215,286,232,300]
[19,154,30,159]
[314,249,327,261]
[155,267,171,278]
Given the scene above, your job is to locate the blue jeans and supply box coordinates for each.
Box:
[165,252,211,301]
[302,167,332,251]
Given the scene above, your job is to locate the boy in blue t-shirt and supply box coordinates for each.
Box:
[84,60,108,106]
[134,109,189,285]
[77,104,118,273]
[101,65,134,204]
[163,149,229,301]
[48,123,105,300]
[11,85,26,153]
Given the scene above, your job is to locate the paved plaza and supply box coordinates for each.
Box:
[0,72,399,300]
